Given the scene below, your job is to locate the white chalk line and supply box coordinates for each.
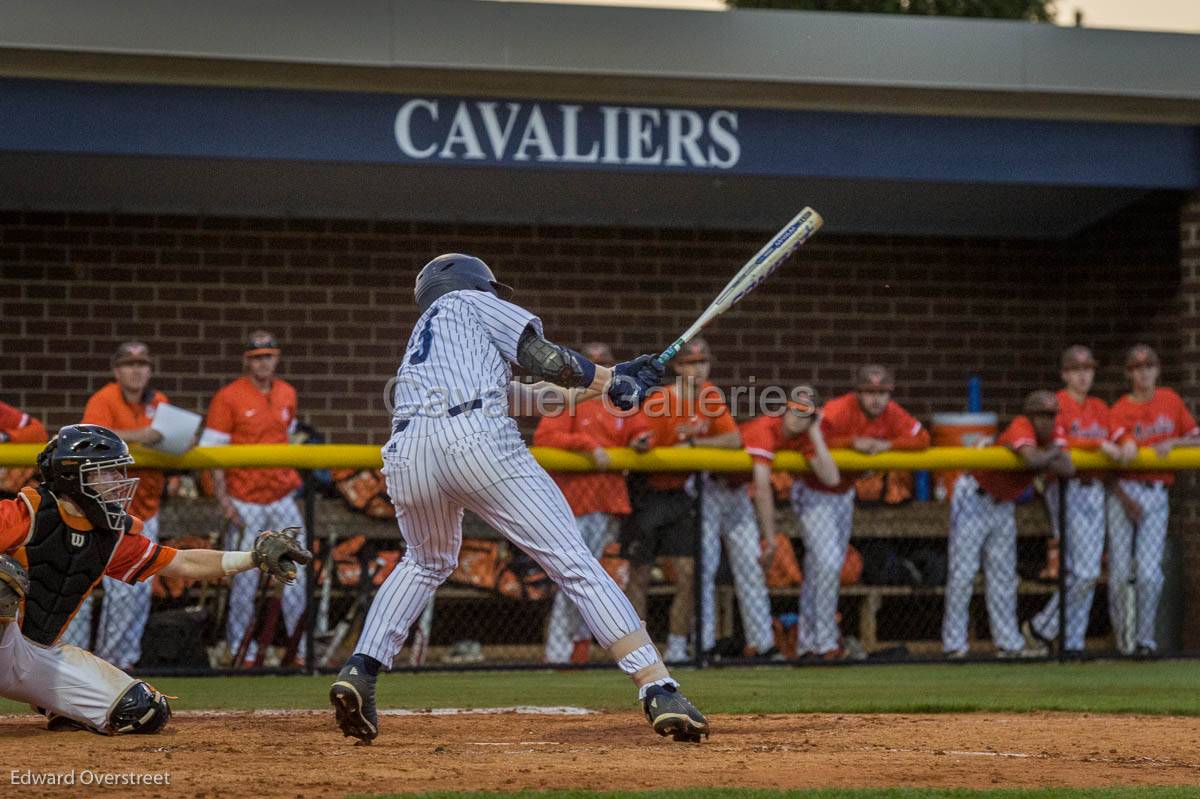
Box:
[0,706,596,721]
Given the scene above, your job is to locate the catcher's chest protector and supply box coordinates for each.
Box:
[19,487,123,646]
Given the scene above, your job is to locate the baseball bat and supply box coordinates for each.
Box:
[655,207,823,366]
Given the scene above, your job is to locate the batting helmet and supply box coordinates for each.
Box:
[414,253,514,312]
[37,424,138,531]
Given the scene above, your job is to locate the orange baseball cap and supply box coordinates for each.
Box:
[245,330,282,358]
[112,341,153,367]
[1125,344,1159,369]
[1060,345,1097,370]
[855,364,894,391]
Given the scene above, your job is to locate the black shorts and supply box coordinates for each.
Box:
[621,488,695,566]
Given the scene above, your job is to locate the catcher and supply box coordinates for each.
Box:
[0,424,311,734]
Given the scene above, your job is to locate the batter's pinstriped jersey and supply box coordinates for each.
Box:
[391,291,542,421]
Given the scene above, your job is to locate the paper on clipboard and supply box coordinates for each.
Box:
[149,403,203,455]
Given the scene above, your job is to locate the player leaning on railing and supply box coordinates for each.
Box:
[0,424,311,735]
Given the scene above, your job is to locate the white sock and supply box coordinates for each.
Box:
[638,678,678,701]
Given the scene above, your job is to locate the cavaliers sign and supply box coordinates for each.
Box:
[394,99,741,169]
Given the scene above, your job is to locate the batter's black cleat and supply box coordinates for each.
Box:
[330,660,379,744]
[642,683,709,743]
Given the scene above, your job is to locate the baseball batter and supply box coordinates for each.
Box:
[330,254,709,744]
[533,342,650,664]
[793,365,929,658]
[63,342,169,669]
[0,424,309,734]
[942,391,1073,658]
[1106,344,1200,655]
[1025,346,1131,654]
[718,388,840,658]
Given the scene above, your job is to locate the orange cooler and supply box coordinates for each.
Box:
[931,412,998,500]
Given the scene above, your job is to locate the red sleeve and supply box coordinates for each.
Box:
[105,531,178,584]
[533,409,600,451]
[820,397,857,448]
[709,408,737,437]
[884,403,930,450]
[0,402,24,431]
[740,417,777,465]
[1108,401,1135,445]
[205,387,236,435]
[622,411,652,445]
[81,392,115,427]
[0,493,35,554]
[0,403,47,444]
[999,417,1038,451]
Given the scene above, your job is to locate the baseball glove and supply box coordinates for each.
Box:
[252,527,313,585]
[0,554,29,623]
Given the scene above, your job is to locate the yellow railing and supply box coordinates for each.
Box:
[1,443,1197,472]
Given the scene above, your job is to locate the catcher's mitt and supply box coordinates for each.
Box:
[0,554,29,623]
[252,527,313,584]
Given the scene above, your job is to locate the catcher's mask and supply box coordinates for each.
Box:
[414,253,514,312]
[37,424,139,531]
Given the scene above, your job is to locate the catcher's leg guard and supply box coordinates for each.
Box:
[108,681,171,734]
[0,554,29,624]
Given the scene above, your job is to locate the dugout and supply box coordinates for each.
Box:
[2,0,1200,651]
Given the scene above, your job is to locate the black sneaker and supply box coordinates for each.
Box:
[330,660,379,743]
[642,684,709,743]
[1134,644,1157,657]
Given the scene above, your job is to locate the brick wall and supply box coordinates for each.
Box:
[1,193,1184,444]
[1177,193,1200,651]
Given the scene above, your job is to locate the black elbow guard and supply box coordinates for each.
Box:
[517,325,596,388]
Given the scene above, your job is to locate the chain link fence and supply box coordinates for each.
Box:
[7,456,1192,675]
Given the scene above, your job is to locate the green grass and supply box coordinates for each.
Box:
[3,660,1198,716]
[353,790,1200,799]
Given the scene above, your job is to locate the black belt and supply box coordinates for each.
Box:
[392,398,483,435]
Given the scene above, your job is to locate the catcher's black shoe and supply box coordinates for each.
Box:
[330,660,378,744]
[642,683,709,743]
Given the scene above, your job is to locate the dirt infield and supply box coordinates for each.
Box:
[3,710,1199,796]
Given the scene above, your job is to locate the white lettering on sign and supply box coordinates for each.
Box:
[394,99,740,170]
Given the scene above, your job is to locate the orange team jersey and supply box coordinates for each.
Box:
[0,490,177,581]
[1054,390,1109,480]
[81,383,168,521]
[1109,387,1199,486]
[731,413,827,490]
[533,398,649,516]
[972,416,1051,502]
[641,382,737,492]
[204,377,300,504]
[820,392,931,494]
[0,401,47,444]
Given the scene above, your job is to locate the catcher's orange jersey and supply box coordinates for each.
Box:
[204,377,300,504]
[81,382,168,520]
[533,398,649,516]
[972,416,1050,502]
[640,381,737,492]
[0,489,176,582]
[1109,387,1199,486]
[818,392,930,493]
[0,401,47,444]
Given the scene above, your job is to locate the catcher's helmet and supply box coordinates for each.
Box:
[37,424,138,531]
[414,253,514,312]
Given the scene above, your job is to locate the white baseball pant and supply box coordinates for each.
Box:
[700,479,774,653]
[790,482,855,656]
[0,621,135,731]
[356,413,654,676]
[942,473,1024,653]
[1030,480,1105,650]
[544,512,620,663]
[1106,480,1170,652]
[227,495,307,663]
[60,514,159,669]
